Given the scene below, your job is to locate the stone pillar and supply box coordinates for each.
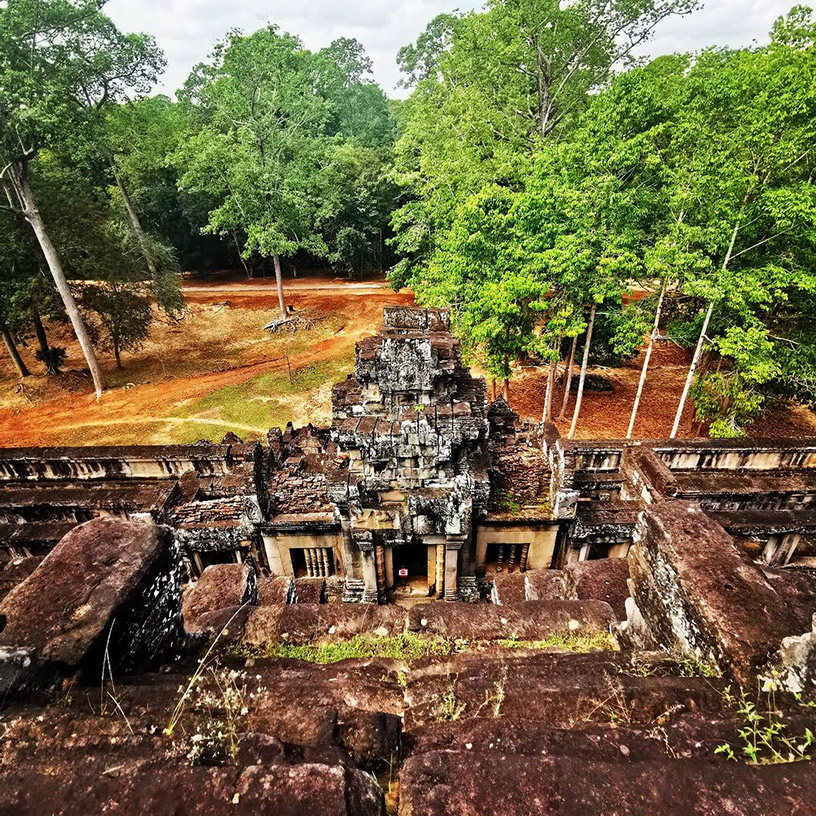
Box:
[444,538,463,602]
[435,543,445,599]
[361,546,379,604]
[384,545,395,592]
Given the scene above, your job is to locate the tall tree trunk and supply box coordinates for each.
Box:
[568,303,597,440]
[627,279,667,439]
[112,162,158,278]
[273,254,287,319]
[11,165,106,397]
[1,321,30,378]
[31,311,55,373]
[542,335,560,422]
[113,337,122,369]
[670,300,714,439]
[558,335,577,420]
[670,219,740,439]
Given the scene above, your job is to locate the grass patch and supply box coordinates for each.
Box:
[229,632,456,664]
[498,632,617,652]
[172,351,355,440]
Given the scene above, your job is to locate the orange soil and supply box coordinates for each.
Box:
[1,274,814,446]
[503,341,816,440]
[0,276,414,448]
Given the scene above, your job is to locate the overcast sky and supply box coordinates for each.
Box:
[105,0,796,99]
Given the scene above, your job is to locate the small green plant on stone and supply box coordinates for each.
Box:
[495,489,521,516]
[229,633,455,664]
[434,680,467,723]
[716,675,814,765]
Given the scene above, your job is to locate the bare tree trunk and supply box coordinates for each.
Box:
[627,279,667,439]
[32,311,58,374]
[568,303,596,440]
[670,219,740,439]
[273,254,287,320]
[558,335,577,420]
[542,336,560,422]
[11,166,106,397]
[1,321,30,378]
[112,164,158,278]
[670,300,714,439]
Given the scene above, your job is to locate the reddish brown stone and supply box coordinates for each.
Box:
[408,600,615,641]
[243,604,407,646]
[0,518,181,673]
[524,569,566,601]
[564,558,630,620]
[183,564,256,630]
[257,576,292,606]
[398,751,816,816]
[630,502,802,685]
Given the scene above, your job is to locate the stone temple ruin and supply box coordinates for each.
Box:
[1,306,816,814]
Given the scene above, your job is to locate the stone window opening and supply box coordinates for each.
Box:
[484,542,530,575]
[291,546,335,578]
[577,541,611,562]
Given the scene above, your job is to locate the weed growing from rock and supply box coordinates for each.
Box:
[182,664,263,766]
[716,675,814,764]
[434,681,467,723]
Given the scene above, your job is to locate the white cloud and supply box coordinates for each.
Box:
[104,0,797,99]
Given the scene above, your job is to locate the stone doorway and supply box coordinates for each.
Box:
[393,544,430,598]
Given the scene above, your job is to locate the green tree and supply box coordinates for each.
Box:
[177,27,335,319]
[390,0,698,284]
[0,0,164,396]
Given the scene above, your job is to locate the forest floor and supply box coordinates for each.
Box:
[0,273,814,446]
[504,341,816,439]
[0,274,413,446]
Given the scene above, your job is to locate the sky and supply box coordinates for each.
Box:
[105,0,797,99]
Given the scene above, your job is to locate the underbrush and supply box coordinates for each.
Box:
[229,632,458,663]
[716,674,815,765]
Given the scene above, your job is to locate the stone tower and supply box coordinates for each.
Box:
[329,307,489,602]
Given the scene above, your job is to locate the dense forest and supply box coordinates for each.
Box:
[1,0,815,438]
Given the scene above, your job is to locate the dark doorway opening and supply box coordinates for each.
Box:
[393,544,428,596]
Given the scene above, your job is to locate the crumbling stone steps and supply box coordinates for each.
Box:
[0,761,382,816]
[398,751,816,816]
[402,653,726,731]
[403,713,746,762]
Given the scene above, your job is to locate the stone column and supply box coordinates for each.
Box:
[360,544,379,604]
[444,538,463,602]
[384,545,395,592]
[435,543,445,599]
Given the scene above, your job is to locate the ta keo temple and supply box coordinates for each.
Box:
[0,307,815,814]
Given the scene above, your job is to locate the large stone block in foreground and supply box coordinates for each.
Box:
[0,517,183,679]
[398,751,816,816]
[182,563,256,632]
[627,502,800,685]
